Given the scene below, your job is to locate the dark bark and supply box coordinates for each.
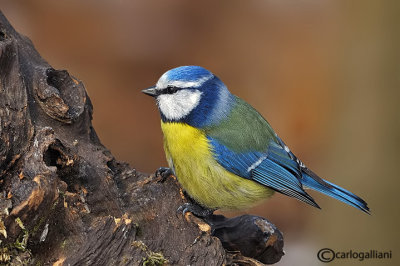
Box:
[0,11,284,265]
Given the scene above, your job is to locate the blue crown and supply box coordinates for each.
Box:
[163,66,213,83]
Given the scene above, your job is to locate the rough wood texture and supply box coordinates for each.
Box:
[0,11,284,265]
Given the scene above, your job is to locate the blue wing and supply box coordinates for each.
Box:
[208,136,320,208]
[208,136,370,213]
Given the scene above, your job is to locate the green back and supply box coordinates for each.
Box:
[205,96,277,152]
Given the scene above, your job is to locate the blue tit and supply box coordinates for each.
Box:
[142,66,369,215]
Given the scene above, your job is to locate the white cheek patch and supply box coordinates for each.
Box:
[157,89,202,120]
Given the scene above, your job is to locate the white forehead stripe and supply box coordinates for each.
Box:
[157,89,202,120]
[156,74,213,89]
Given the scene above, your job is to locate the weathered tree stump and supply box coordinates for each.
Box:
[0,11,284,265]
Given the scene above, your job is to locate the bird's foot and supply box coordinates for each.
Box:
[155,167,173,182]
[177,202,214,218]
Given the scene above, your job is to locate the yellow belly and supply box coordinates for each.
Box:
[161,121,273,210]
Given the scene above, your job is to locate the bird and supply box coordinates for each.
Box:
[142,65,369,216]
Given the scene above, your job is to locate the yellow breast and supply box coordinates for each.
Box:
[161,121,273,210]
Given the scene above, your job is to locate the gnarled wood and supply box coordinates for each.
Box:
[0,11,283,265]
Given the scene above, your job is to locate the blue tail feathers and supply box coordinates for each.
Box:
[301,170,370,214]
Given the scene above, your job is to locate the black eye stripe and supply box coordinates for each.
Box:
[164,86,179,94]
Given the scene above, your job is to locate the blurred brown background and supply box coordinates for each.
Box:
[1,1,399,265]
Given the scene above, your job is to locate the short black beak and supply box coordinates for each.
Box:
[141,86,158,97]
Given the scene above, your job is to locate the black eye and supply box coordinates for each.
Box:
[165,86,178,94]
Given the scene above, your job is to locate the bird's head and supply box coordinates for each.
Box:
[142,66,234,128]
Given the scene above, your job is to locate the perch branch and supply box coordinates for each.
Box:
[0,11,283,265]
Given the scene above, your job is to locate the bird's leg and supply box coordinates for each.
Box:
[178,191,215,218]
[177,202,215,218]
[155,167,173,182]
[155,167,214,216]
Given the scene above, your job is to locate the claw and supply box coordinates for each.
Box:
[177,202,214,218]
[177,203,189,216]
[155,167,173,182]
